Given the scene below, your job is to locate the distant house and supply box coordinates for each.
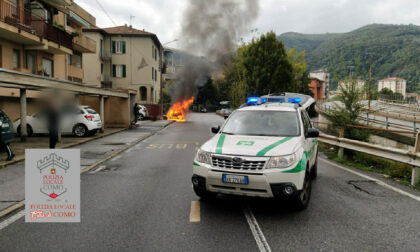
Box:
[338,79,366,92]
[308,70,330,100]
[378,77,406,98]
[406,92,420,102]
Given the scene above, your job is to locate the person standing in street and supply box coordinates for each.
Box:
[0,120,15,161]
[46,104,60,149]
[134,103,140,123]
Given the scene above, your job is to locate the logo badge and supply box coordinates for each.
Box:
[26,149,80,223]
[236,141,255,146]
[232,157,243,163]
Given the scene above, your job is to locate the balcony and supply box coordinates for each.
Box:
[101,74,112,89]
[31,21,73,50]
[0,0,42,45]
[73,33,96,53]
[68,64,83,80]
[0,0,72,53]
[100,51,112,61]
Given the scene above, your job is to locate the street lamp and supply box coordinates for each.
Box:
[163,39,179,46]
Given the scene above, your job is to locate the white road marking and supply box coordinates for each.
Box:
[242,203,271,252]
[110,155,122,162]
[89,165,107,174]
[189,201,200,222]
[0,210,24,231]
[320,157,420,202]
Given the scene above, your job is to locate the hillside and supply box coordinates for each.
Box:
[278,24,420,92]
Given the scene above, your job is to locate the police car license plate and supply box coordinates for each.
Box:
[222,174,248,185]
[3,123,9,127]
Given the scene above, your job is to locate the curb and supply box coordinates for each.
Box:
[0,128,127,170]
[0,121,173,220]
[80,121,173,174]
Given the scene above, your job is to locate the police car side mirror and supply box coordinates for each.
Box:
[211,125,220,134]
[306,128,319,138]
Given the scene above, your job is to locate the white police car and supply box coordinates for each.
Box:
[192,100,319,210]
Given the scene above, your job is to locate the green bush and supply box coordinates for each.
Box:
[352,152,412,179]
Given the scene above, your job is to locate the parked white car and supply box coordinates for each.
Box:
[13,105,102,137]
[137,105,148,120]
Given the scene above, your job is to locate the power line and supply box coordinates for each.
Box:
[95,0,117,26]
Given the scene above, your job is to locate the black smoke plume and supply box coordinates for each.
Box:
[172,0,260,102]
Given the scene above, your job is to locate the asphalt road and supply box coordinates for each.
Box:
[1,113,420,251]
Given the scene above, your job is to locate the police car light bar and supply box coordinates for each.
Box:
[288,97,302,104]
[247,97,259,104]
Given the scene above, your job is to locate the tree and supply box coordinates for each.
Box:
[379,88,393,96]
[196,78,218,106]
[242,32,293,95]
[287,47,307,93]
[324,77,370,141]
[224,32,295,108]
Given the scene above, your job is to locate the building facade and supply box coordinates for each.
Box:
[163,47,185,81]
[378,77,407,97]
[308,70,330,100]
[0,0,95,117]
[83,25,162,104]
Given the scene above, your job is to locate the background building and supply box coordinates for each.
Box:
[378,77,407,97]
[83,25,162,104]
[308,70,330,100]
[163,47,185,81]
[338,79,365,92]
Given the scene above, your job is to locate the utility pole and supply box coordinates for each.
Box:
[129,15,135,26]
[368,53,374,109]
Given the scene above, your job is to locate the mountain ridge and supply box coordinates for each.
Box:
[278,24,420,92]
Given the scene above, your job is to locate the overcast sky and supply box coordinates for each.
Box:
[75,0,420,47]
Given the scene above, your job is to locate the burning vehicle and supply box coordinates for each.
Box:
[166,97,194,122]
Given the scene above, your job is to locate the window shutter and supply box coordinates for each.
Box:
[112,64,116,77]
[112,41,116,53]
[122,65,126,77]
[122,41,126,54]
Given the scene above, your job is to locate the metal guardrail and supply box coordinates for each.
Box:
[317,132,420,186]
[319,104,419,133]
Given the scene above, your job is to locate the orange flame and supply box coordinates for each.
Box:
[166,97,194,122]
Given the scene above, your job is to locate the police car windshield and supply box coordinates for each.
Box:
[221,111,300,137]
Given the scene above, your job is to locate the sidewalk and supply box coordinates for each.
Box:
[0,120,172,216]
[0,128,125,168]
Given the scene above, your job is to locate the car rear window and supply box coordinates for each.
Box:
[85,108,97,114]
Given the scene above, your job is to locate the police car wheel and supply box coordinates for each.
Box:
[311,156,318,180]
[293,171,312,211]
[193,185,216,199]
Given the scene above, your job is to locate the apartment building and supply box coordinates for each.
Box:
[0,0,95,84]
[83,25,162,104]
[163,47,185,81]
[66,1,96,82]
[378,77,407,97]
[0,0,98,121]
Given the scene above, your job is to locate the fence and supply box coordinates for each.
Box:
[317,132,420,186]
[319,103,419,133]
